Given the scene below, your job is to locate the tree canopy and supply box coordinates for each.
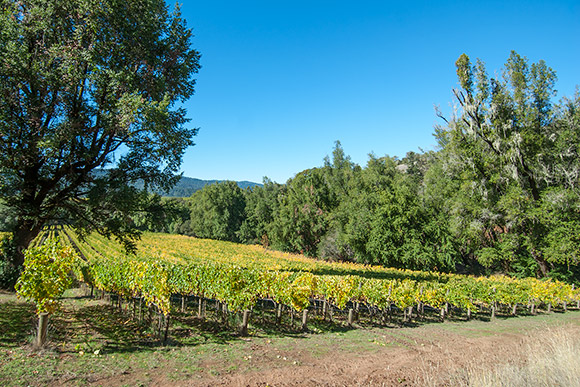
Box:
[435,51,580,277]
[0,0,201,269]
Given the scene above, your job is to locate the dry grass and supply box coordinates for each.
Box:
[436,324,580,387]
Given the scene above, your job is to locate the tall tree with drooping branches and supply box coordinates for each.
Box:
[436,51,580,277]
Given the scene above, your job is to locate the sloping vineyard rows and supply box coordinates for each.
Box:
[58,229,580,327]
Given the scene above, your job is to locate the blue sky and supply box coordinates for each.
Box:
[176,0,580,184]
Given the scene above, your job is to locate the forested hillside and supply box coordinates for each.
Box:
[150,52,580,283]
[135,175,261,197]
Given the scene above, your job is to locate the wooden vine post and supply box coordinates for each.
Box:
[418,287,424,319]
[37,312,49,347]
[490,287,496,319]
[301,309,309,331]
[221,303,229,326]
[138,298,143,323]
[198,297,204,318]
[163,315,170,345]
[348,308,354,327]
[157,309,163,338]
[276,303,283,325]
[240,310,251,336]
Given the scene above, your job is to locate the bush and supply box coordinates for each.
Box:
[0,233,19,290]
[0,259,20,290]
[15,237,76,314]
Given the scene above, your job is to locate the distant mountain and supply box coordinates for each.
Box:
[93,169,262,198]
[160,176,262,197]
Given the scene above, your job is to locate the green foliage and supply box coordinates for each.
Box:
[324,152,458,272]
[238,178,281,245]
[270,168,333,255]
[538,188,580,266]
[15,238,77,314]
[0,202,16,232]
[0,233,19,289]
[188,181,246,242]
[0,0,201,266]
[435,51,580,280]
[132,195,192,234]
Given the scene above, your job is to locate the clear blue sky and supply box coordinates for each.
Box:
[176,0,580,184]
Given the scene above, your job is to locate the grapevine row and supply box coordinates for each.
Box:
[58,229,580,324]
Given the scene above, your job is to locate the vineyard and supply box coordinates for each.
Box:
[13,226,577,342]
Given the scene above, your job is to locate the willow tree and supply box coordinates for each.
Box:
[0,0,201,270]
[436,51,580,277]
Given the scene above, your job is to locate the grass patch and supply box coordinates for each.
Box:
[447,325,580,387]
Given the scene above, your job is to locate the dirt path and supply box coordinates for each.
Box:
[94,312,580,387]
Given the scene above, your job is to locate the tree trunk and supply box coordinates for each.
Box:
[11,220,43,268]
[531,249,550,277]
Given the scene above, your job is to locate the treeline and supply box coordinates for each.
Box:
[159,147,458,273]
[141,52,580,283]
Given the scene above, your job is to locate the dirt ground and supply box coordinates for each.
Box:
[90,313,580,387]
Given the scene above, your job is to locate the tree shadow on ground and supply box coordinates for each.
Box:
[0,302,35,347]
[72,304,160,353]
[0,291,553,356]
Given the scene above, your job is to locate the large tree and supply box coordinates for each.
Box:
[436,51,580,277]
[0,0,201,268]
[270,167,333,255]
[188,181,246,243]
